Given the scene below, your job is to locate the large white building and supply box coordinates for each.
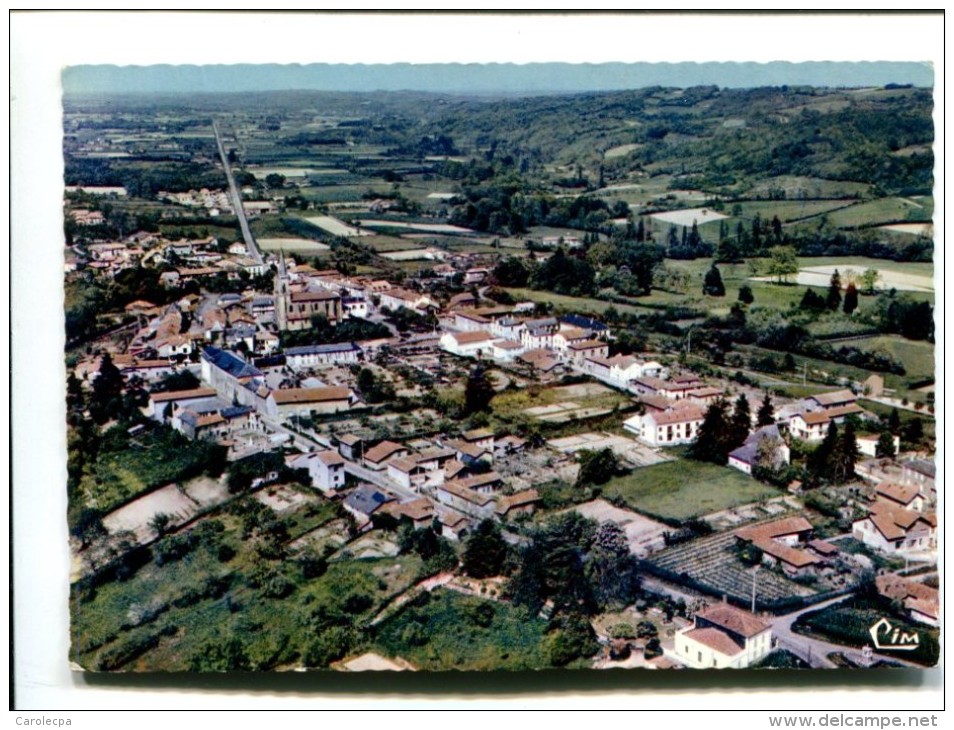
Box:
[440,330,497,359]
[673,603,773,669]
[623,403,705,447]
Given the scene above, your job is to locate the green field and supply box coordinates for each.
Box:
[373,588,552,671]
[504,287,653,317]
[824,197,932,229]
[602,459,779,522]
[844,335,936,383]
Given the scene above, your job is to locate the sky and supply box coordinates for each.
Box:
[62,61,933,96]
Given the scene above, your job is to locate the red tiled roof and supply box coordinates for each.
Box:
[149,387,216,403]
[271,386,351,405]
[875,482,921,507]
[695,604,770,638]
[683,627,745,657]
[364,440,407,464]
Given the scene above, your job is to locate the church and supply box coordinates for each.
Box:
[274,254,342,331]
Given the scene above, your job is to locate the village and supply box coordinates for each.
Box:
[67,206,937,672]
[60,78,937,673]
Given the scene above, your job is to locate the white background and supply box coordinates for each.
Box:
[8,10,946,718]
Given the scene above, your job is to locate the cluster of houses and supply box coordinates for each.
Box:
[274,426,539,542]
[852,472,937,558]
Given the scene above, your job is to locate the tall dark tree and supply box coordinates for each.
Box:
[800,288,826,312]
[575,448,619,487]
[875,432,897,459]
[756,392,775,427]
[833,421,860,483]
[771,215,783,245]
[737,284,754,304]
[808,421,839,483]
[464,364,495,415]
[89,353,126,423]
[827,269,842,311]
[586,522,640,609]
[843,282,859,315]
[462,519,508,579]
[689,398,732,465]
[887,407,901,433]
[703,263,725,297]
[729,394,752,450]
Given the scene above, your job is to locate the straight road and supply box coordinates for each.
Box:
[212,120,263,264]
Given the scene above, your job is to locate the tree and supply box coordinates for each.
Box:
[756,392,775,427]
[808,422,840,483]
[493,256,530,287]
[703,263,725,297]
[833,421,860,484]
[843,282,859,315]
[860,268,881,294]
[575,448,619,487]
[887,407,901,433]
[587,521,639,608]
[729,394,752,451]
[462,519,508,579]
[738,285,754,304]
[827,269,842,311]
[149,512,173,538]
[90,353,126,422]
[767,246,798,284]
[902,417,924,446]
[464,364,495,415]
[689,398,732,465]
[875,432,897,459]
[799,288,826,312]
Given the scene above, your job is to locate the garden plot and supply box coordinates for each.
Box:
[650,207,727,227]
[289,518,349,553]
[255,485,313,514]
[102,483,199,543]
[525,402,614,423]
[551,382,616,399]
[304,215,372,237]
[182,476,229,507]
[570,499,668,557]
[646,527,819,606]
[547,432,672,468]
[342,533,401,559]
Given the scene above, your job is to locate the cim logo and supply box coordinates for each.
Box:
[868,617,920,651]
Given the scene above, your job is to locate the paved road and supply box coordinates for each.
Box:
[212,120,263,264]
[344,461,418,502]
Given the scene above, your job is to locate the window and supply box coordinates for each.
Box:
[698,651,702,663]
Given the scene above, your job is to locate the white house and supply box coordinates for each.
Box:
[440,330,497,359]
[623,404,705,447]
[285,342,362,368]
[673,603,773,670]
[852,503,936,556]
[290,449,347,493]
[492,339,524,362]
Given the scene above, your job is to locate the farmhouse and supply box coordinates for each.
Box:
[566,339,610,367]
[857,432,899,458]
[492,339,524,362]
[807,389,857,411]
[435,481,497,520]
[673,602,773,669]
[380,498,436,530]
[901,459,936,495]
[454,310,492,332]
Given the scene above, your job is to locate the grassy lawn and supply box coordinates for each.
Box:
[602,459,779,522]
[792,595,939,667]
[504,287,651,317]
[373,588,552,671]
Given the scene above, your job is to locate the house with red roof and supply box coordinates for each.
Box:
[673,602,773,669]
